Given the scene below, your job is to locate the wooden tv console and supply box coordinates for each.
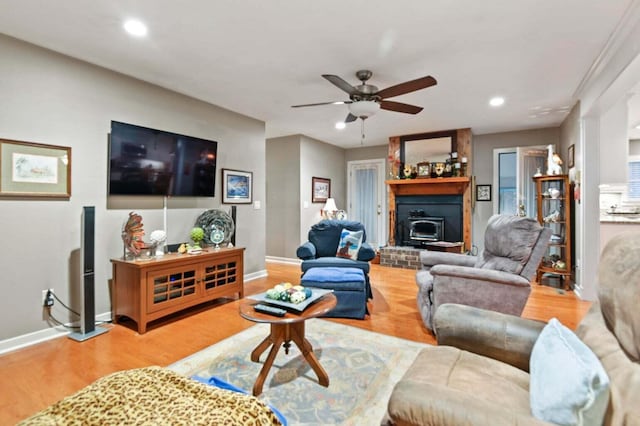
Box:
[111,247,244,334]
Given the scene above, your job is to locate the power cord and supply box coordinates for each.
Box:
[50,291,80,317]
[43,292,113,328]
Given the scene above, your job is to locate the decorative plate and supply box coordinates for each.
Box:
[210,228,225,245]
[195,209,235,245]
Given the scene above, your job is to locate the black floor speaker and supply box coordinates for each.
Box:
[69,206,109,341]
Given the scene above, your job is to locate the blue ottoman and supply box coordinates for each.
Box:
[301,267,368,319]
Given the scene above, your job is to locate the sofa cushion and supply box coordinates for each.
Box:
[336,228,363,260]
[301,257,370,274]
[530,318,610,426]
[301,266,364,283]
[388,345,545,425]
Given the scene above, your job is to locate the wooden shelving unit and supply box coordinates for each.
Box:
[533,175,572,289]
[111,247,244,333]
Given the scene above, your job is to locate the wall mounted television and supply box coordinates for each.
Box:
[108,121,217,196]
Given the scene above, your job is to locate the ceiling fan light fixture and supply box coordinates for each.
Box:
[348,100,380,118]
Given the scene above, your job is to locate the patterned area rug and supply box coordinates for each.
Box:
[169,320,428,426]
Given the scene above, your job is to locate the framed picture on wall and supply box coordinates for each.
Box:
[476,184,492,202]
[0,138,71,199]
[312,176,330,203]
[222,168,252,204]
[568,144,575,169]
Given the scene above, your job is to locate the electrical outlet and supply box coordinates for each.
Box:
[42,289,54,307]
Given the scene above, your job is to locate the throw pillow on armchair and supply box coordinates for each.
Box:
[336,229,363,260]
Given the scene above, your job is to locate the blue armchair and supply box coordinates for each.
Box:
[296,220,375,298]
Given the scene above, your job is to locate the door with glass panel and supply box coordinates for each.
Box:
[493,145,547,217]
[347,159,386,249]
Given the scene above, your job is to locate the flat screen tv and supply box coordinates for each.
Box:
[108,121,217,196]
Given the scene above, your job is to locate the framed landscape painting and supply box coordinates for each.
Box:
[0,138,71,198]
[222,168,252,204]
[312,177,330,203]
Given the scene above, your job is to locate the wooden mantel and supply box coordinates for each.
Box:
[386,177,470,196]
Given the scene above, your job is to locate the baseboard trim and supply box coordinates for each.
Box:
[0,311,113,356]
[2,271,271,355]
[245,269,267,282]
[266,256,301,265]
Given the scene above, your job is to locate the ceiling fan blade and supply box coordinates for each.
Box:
[380,100,424,114]
[345,113,358,123]
[322,74,357,95]
[291,101,348,108]
[376,76,437,99]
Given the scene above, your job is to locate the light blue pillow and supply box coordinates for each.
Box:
[336,229,363,260]
[530,318,610,426]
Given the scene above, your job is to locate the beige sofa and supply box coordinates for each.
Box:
[386,232,640,425]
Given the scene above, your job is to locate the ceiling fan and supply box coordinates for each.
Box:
[292,70,437,123]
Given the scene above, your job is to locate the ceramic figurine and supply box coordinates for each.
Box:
[547,144,563,175]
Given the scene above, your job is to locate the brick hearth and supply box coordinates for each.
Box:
[379,246,423,270]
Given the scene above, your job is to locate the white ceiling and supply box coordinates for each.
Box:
[0,0,636,147]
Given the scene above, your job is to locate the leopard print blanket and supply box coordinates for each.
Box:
[19,366,282,425]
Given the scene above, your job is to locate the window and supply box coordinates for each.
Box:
[628,155,640,200]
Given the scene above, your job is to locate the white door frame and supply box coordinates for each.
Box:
[347,158,387,248]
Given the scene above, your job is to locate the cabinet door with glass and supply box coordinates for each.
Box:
[533,175,572,288]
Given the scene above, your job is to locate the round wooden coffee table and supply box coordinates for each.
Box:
[239,293,337,396]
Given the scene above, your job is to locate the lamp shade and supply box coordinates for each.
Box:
[348,100,380,118]
[323,198,338,213]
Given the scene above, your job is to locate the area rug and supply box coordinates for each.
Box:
[168,320,428,425]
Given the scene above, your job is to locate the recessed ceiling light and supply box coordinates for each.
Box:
[124,19,148,37]
[335,122,346,130]
[489,97,505,107]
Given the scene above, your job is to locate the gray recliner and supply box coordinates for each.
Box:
[387,231,640,425]
[416,214,552,332]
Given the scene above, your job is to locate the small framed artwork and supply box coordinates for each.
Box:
[312,176,331,203]
[568,144,575,169]
[0,138,71,199]
[222,168,252,204]
[416,161,431,178]
[476,184,492,202]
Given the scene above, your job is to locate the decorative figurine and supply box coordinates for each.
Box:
[150,230,167,257]
[121,212,145,258]
[547,144,563,175]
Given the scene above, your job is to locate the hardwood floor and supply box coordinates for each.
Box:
[0,262,591,424]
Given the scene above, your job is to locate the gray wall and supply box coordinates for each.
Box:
[560,102,582,286]
[300,136,346,247]
[0,35,266,342]
[266,135,300,258]
[630,139,640,155]
[345,144,388,164]
[472,128,560,252]
[265,138,385,259]
[600,98,629,184]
